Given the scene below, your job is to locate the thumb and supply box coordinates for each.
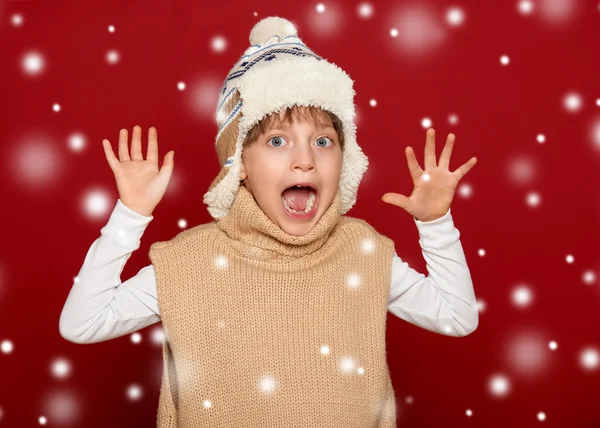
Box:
[382,193,410,211]
[159,151,175,178]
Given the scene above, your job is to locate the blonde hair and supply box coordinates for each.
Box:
[243,105,345,150]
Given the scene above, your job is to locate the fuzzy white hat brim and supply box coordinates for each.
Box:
[203,56,369,220]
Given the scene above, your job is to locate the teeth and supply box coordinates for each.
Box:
[303,192,316,212]
[282,191,316,214]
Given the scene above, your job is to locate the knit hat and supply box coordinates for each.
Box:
[203,16,369,221]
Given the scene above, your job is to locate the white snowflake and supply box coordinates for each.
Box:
[1,340,13,354]
[211,36,227,53]
[360,238,375,253]
[258,375,278,393]
[346,273,361,288]
[563,92,582,112]
[215,255,229,268]
[22,51,45,75]
[131,332,142,344]
[126,384,143,401]
[512,284,533,308]
[488,374,510,397]
[580,347,599,371]
[526,191,541,208]
[357,3,373,18]
[51,357,71,379]
[339,356,356,373]
[446,7,465,26]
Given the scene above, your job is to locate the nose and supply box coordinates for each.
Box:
[291,143,316,172]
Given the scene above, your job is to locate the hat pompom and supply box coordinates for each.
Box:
[249,16,298,45]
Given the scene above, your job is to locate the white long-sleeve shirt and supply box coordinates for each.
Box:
[59,200,479,344]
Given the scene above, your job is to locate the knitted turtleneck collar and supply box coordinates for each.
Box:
[216,185,342,260]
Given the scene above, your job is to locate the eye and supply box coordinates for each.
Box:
[315,137,333,147]
[268,136,287,147]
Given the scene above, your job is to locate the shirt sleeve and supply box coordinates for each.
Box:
[59,199,161,344]
[387,208,479,337]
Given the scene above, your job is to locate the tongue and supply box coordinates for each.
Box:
[282,187,312,211]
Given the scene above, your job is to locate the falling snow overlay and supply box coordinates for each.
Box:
[1,0,599,427]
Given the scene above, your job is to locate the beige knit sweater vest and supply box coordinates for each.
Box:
[148,185,397,427]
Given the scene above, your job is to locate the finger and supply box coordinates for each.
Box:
[424,128,437,169]
[131,125,143,161]
[382,192,411,211]
[102,139,119,171]
[405,146,423,182]
[118,128,131,161]
[147,127,158,164]
[438,133,455,170]
[453,157,477,179]
[159,151,175,179]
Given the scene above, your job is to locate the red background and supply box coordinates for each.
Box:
[1,0,599,426]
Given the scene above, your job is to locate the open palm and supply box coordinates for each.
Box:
[102,126,174,217]
[381,128,477,222]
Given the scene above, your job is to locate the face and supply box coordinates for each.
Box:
[239,113,343,236]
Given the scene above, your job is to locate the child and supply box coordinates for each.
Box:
[59,16,479,427]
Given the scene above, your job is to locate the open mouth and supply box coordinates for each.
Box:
[281,184,319,219]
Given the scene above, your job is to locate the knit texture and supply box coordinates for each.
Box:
[149,185,398,427]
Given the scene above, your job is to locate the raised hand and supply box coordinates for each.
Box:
[381,128,477,222]
[102,126,174,217]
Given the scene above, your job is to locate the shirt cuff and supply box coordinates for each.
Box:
[100,199,154,248]
[413,208,451,225]
[413,208,457,245]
